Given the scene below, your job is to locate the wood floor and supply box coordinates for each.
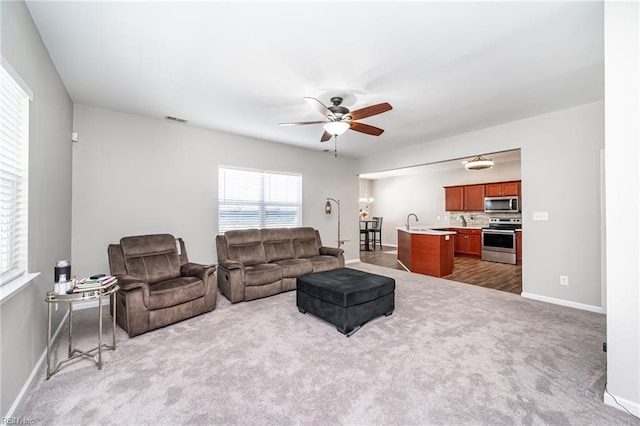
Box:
[360,246,522,295]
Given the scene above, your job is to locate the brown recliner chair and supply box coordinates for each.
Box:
[108,234,217,337]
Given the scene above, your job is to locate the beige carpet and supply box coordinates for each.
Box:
[14,263,638,425]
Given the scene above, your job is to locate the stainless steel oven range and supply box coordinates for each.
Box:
[481,217,522,264]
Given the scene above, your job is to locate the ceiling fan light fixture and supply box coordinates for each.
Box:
[323,121,350,136]
[465,155,494,170]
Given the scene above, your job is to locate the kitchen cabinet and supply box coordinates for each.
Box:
[464,185,485,211]
[450,228,481,257]
[444,185,485,212]
[485,181,520,197]
[444,186,464,211]
[397,228,455,277]
[516,230,522,263]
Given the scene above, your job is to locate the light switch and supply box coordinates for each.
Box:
[533,211,549,221]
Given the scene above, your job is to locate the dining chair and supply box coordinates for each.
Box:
[368,217,383,250]
[360,220,369,251]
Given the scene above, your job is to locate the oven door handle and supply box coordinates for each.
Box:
[482,230,516,234]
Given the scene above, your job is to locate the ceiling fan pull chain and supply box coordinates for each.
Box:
[334,135,338,157]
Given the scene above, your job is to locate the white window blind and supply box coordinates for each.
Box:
[0,64,30,286]
[218,166,302,233]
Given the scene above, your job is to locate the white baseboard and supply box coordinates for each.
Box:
[521,292,604,314]
[345,258,360,264]
[604,388,640,418]
[382,243,397,248]
[5,309,69,418]
[397,260,410,272]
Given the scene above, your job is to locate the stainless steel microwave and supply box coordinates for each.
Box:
[484,196,519,213]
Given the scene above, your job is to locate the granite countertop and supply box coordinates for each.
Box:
[438,226,483,230]
[396,227,457,236]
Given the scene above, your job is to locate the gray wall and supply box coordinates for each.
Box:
[0,1,73,416]
[358,101,605,310]
[71,105,360,279]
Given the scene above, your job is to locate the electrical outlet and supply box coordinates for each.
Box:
[533,211,549,221]
[560,275,569,286]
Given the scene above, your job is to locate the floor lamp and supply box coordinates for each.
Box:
[325,198,344,248]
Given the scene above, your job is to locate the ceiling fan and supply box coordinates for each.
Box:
[279,97,393,147]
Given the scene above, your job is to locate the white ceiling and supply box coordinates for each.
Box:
[26,1,603,158]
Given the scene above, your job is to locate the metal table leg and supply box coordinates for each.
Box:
[46,303,52,380]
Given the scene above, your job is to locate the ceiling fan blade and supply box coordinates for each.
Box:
[278,120,327,127]
[320,130,333,142]
[304,97,336,120]
[350,122,384,136]
[348,103,392,121]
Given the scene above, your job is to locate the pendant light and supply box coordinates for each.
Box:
[464,155,494,170]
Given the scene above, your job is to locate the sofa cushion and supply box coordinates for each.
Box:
[149,276,204,310]
[262,229,296,262]
[273,258,313,278]
[290,227,321,259]
[225,229,267,266]
[121,234,181,284]
[245,263,282,286]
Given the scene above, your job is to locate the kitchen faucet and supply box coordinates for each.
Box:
[406,213,419,230]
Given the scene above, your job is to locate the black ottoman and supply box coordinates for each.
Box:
[296,268,395,336]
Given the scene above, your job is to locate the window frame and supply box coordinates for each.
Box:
[1,59,32,288]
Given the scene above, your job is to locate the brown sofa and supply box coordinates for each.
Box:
[108,234,217,337]
[216,227,344,303]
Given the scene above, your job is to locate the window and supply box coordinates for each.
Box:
[218,166,302,233]
[1,63,30,286]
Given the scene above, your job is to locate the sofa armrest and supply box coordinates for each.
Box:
[218,260,245,271]
[116,274,149,291]
[181,262,217,311]
[181,262,217,278]
[217,262,246,303]
[320,246,343,257]
[115,274,150,308]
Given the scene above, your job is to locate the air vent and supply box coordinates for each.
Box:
[165,115,188,124]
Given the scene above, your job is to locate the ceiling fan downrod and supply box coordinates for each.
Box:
[328,97,350,118]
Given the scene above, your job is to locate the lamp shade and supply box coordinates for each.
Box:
[323,121,350,136]
[465,155,494,170]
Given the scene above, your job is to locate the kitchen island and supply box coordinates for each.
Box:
[397,227,456,277]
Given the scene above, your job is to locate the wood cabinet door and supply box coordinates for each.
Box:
[464,185,485,211]
[516,231,522,263]
[454,233,467,254]
[485,183,503,197]
[445,186,464,211]
[467,234,482,256]
[502,181,520,196]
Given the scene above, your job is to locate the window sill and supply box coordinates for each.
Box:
[0,272,40,305]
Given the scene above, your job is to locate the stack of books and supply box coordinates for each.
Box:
[72,275,117,293]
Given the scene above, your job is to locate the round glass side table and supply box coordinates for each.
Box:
[45,280,119,379]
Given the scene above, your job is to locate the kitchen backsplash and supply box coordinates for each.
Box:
[448,211,490,227]
[447,211,523,227]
